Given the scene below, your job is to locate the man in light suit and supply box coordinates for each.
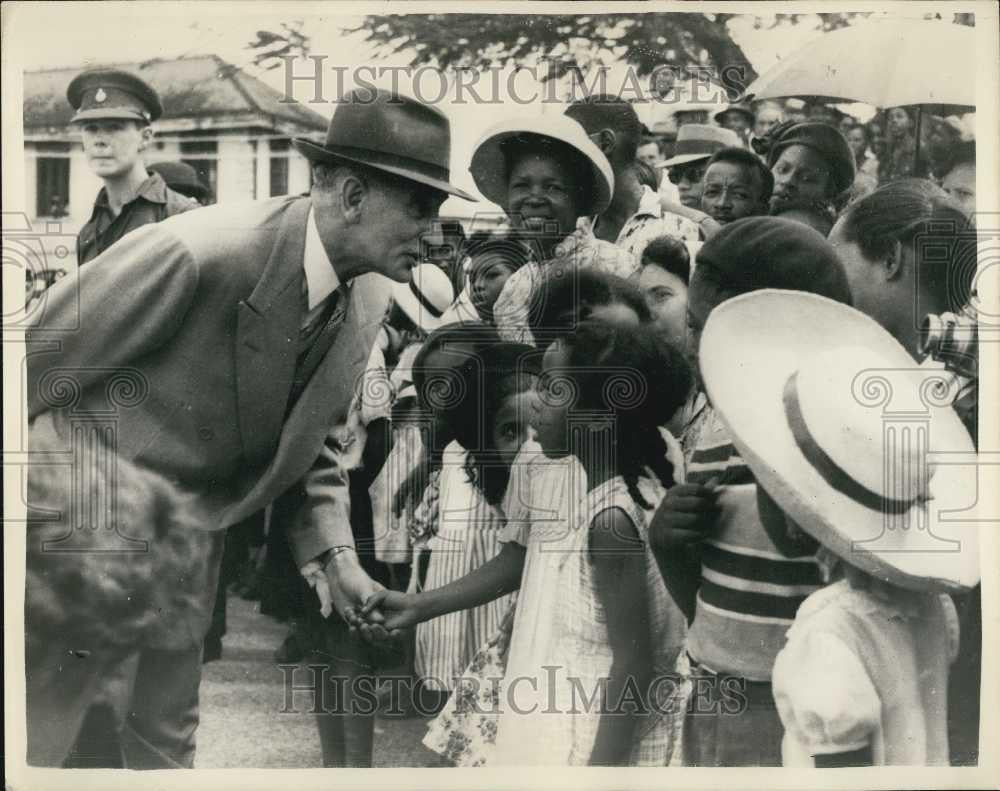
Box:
[24,88,473,768]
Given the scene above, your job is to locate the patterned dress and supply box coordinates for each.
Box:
[425,470,688,766]
[492,220,640,345]
[493,190,698,346]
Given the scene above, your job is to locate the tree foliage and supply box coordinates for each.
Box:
[343,13,761,82]
[247,21,310,70]
[247,12,976,85]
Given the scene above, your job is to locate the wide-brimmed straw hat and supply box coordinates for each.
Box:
[700,290,979,593]
[662,124,743,168]
[391,263,455,333]
[293,88,474,201]
[469,115,613,216]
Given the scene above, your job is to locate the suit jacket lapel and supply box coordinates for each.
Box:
[225,272,390,526]
[235,196,311,468]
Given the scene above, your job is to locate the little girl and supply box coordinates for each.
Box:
[467,237,529,325]
[389,322,501,531]
[363,321,692,766]
[408,336,537,709]
[697,291,979,767]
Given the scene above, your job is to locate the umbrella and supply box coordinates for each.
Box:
[746,19,976,115]
[745,19,976,175]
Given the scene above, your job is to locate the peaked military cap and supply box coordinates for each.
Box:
[67,69,163,124]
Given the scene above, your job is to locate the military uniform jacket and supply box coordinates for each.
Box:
[76,171,198,266]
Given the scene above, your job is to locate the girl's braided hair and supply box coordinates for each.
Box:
[559,321,692,508]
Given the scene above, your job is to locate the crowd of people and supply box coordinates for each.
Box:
[23,65,981,772]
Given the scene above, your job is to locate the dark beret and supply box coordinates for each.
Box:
[694,216,852,304]
[147,161,209,201]
[766,122,856,195]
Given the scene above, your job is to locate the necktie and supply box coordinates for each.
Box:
[286,284,349,414]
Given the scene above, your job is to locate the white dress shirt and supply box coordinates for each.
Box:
[301,206,342,327]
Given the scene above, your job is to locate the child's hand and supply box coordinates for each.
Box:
[358,590,425,636]
[649,478,722,550]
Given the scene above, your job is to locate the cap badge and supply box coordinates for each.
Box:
[95,88,107,103]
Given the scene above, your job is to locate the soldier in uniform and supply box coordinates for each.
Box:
[67,68,197,266]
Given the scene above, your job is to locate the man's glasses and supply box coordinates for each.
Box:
[667,164,707,185]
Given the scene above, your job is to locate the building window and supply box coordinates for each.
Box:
[35,142,70,217]
[270,138,290,197]
[180,139,218,203]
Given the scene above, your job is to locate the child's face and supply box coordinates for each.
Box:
[492,386,538,465]
[470,255,516,318]
[638,263,688,349]
[846,127,868,158]
[700,161,766,225]
[532,341,574,459]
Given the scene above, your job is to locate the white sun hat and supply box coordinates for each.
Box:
[469,114,614,216]
[391,263,455,334]
[700,289,979,593]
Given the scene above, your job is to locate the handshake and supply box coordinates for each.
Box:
[344,588,423,645]
[319,548,425,643]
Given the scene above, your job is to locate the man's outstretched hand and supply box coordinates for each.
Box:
[323,550,392,642]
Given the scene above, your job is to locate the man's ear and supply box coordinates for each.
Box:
[138,125,154,151]
[884,239,905,281]
[340,174,368,224]
[593,128,616,156]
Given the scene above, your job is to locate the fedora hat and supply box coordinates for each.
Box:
[391,263,456,333]
[700,290,979,593]
[469,115,614,216]
[293,89,474,201]
[662,124,743,168]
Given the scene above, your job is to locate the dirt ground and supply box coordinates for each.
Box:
[195,594,441,769]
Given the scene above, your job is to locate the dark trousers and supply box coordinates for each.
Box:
[304,470,394,767]
[949,585,981,765]
[682,661,783,767]
[310,620,381,767]
[33,643,202,769]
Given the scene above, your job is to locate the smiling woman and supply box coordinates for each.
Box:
[469,114,613,261]
[468,115,642,345]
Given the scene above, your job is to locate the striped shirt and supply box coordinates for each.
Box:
[685,408,823,682]
[414,443,515,691]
